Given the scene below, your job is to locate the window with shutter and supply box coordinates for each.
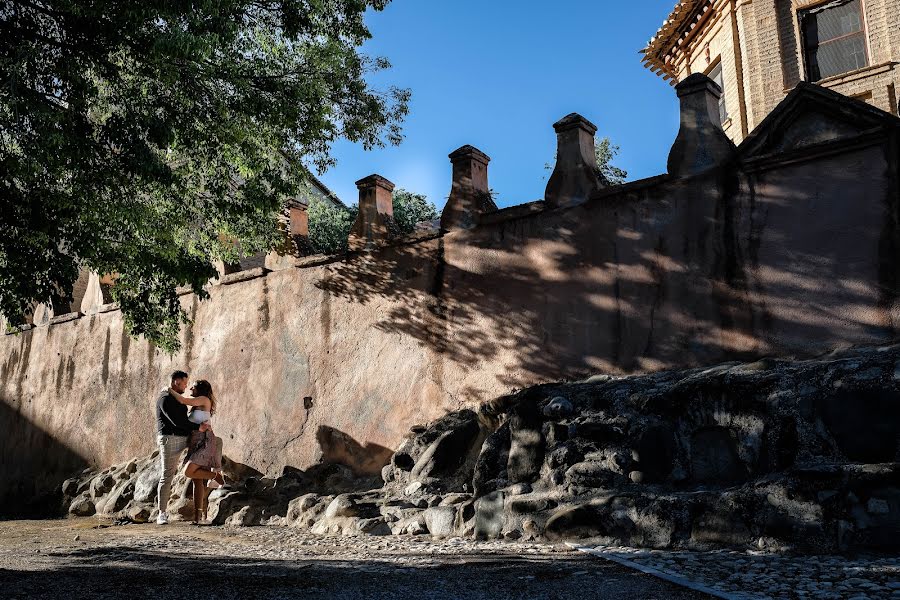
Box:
[709,63,728,125]
[800,0,868,81]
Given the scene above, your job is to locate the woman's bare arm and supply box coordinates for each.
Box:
[169,388,210,410]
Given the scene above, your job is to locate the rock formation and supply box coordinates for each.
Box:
[63,343,900,553]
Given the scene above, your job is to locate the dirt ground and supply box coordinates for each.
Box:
[0,518,709,599]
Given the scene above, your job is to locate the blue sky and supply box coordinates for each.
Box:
[318,1,680,209]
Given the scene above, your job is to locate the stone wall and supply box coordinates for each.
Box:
[1,78,899,515]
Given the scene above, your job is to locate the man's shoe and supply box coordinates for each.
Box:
[156,511,169,525]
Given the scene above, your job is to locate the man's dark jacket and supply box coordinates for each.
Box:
[156,389,200,436]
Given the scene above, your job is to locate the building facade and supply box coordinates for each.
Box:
[642,0,900,143]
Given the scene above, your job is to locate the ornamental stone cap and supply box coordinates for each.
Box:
[667,73,736,177]
[449,145,491,165]
[552,113,598,135]
[355,174,395,191]
[545,112,603,208]
[676,72,723,99]
[441,143,496,231]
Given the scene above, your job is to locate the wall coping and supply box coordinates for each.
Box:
[591,174,672,202]
[740,128,894,173]
[220,267,270,286]
[49,312,81,325]
[5,118,893,338]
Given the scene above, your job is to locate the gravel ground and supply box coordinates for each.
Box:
[0,519,709,600]
[583,545,900,600]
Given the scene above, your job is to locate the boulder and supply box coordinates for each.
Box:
[568,418,625,443]
[565,461,618,489]
[474,491,505,540]
[544,503,601,540]
[89,474,116,498]
[132,460,161,503]
[543,422,568,446]
[325,494,359,519]
[546,442,583,470]
[355,517,391,535]
[542,397,574,418]
[689,427,747,484]
[96,480,135,515]
[226,505,260,527]
[126,504,151,523]
[631,423,675,482]
[472,423,510,497]
[69,494,95,517]
[424,506,457,537]
[507,400,544,484]
[209,490,252,525]
[507,494,557,515]
[409,411,482,483]
[819,388,900,463]
[61,478,80,498]
[286,493,320,521]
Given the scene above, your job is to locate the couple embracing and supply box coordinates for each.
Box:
[155,370,225,525]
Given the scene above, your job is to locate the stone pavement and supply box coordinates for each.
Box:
[577,545,900,600]
[0,519,709,599]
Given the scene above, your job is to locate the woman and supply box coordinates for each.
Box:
[169,380,224,524]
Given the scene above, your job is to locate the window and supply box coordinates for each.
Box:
[709,62,729,125]
[800,0,868,81]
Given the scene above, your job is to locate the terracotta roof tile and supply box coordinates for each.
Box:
[640,0,711,82]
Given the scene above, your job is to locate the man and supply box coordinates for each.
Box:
[155,370,207,525]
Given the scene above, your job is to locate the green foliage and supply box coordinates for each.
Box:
[543,136,628,185]
[0,0,409,351]
[307,197,358,256]
[306,188,436,255]
[390,188,438,234]
[594,137,628,185]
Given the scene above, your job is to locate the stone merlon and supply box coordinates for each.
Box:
[440,145,497,231]
[544,113,603,209]
[667,73,737,178]
[348,174,396,251]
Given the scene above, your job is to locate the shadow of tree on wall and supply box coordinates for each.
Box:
[314,149,897,399]
[0,399,89,517]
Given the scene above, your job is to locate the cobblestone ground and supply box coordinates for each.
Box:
[0,519,708,600]
[582,545,900,600]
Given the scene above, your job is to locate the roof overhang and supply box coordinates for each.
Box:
[641,0,713,83]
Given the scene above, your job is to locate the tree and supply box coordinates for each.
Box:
[594,137,628,185]
[0,0,409,351]
[306,188,436,255]
[307,197,358,256]
[544,136,628,185]
[390,188,437,234]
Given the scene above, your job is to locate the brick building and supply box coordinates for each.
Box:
[642,0,900,143]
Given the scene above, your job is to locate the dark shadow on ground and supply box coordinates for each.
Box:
[0,544,711,600]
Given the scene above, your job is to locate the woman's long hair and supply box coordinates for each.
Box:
[193,380,216,415]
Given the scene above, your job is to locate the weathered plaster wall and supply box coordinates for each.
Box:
[0,250,449,513]
[2,95,899,516]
